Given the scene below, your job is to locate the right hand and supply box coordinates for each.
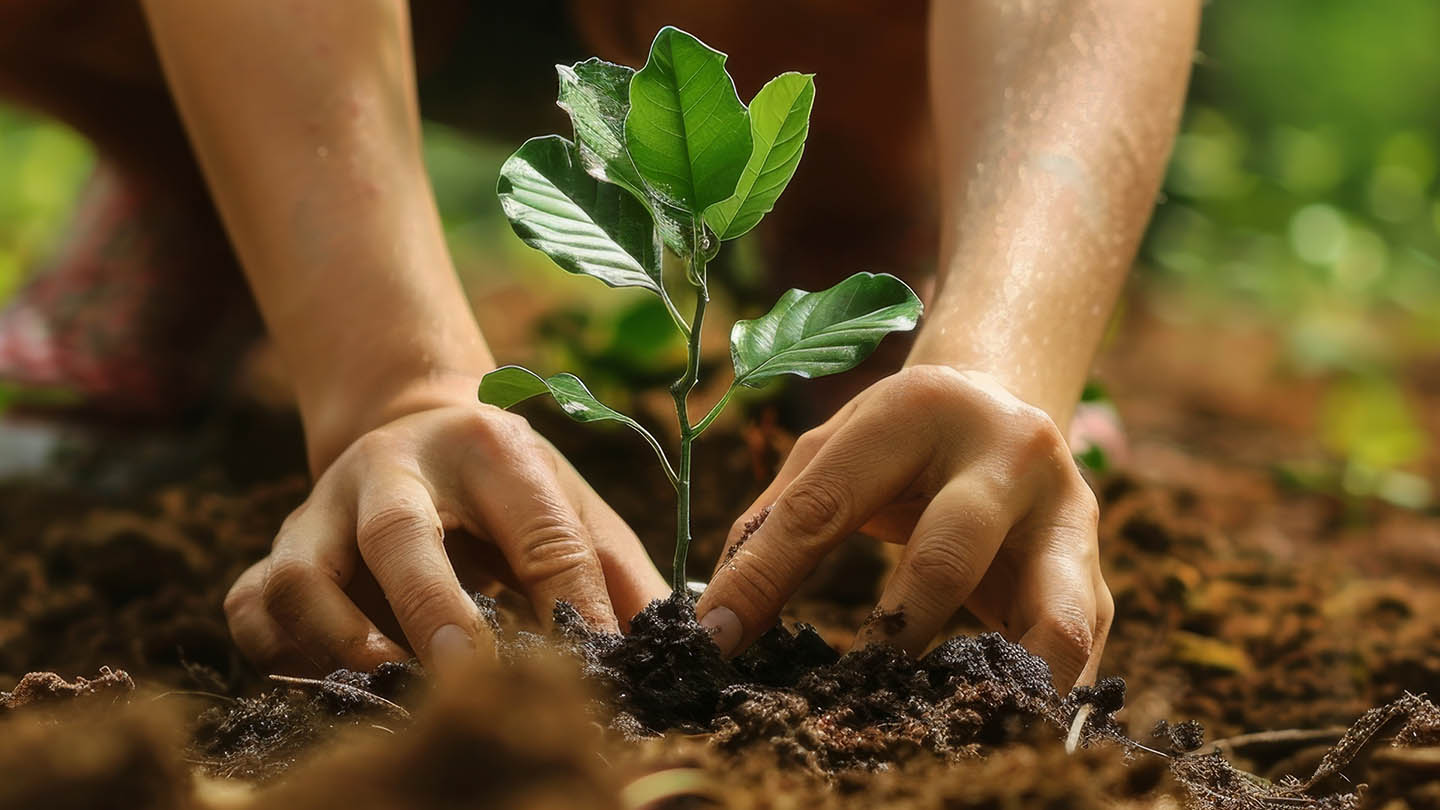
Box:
[224,402,669,676]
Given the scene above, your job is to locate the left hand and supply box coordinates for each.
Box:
[695,365,1112,692]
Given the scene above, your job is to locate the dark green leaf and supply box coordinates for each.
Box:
[626,26,752,215]
[497,136,660,293]
[730,272,923,388]
[705,72,815,240]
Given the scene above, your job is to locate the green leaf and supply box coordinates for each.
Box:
[705,73,815,240]
[556,58,645,194]
[729,272,923,388]
[626,26,752,215]
[479,365,634,424]
[497,135,661,293]
[479,366,678,484]
[556,57,698,260]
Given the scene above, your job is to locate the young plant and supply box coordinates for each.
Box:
[479,27,922,592]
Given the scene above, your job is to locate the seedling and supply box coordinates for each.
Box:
[479,26,922,591]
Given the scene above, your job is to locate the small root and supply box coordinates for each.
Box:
[1066,703,1093,754]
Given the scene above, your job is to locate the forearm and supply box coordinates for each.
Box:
[141,0,493,472]
[909,0,1199,428]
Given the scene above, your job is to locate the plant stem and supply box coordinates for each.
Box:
[669,249,709,592]
[690,383,736,438]
[659,287,691,337]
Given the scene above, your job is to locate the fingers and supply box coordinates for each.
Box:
[1010,493,1106,693]
[224,559,310,675]
[558,460,669,628]
[462,426,619,633]
[854,476,1008,653]
[354,470,488,675]
[261,498,409,673]
[712,398,862,573]
[697,398,934,656]
[1075,570,1114,687]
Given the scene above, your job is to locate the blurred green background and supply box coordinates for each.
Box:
[1,0,1437,504]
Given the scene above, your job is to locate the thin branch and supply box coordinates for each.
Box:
[690,383,736,437]
[268,674,411,720]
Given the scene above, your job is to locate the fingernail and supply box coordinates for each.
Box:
[699,606,741,658]
[427,624,475,675]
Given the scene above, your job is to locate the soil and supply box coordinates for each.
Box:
[1,310,1439,808]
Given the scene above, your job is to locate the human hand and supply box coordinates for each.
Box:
[225,396,668,677]
[695,365,1111,691]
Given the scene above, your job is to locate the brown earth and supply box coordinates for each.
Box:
[1,308,1438,808]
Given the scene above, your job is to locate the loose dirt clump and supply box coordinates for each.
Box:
[189,660,425,781]
[249,657,622,810]
[1,666,133,710]
[539,591,1083,773]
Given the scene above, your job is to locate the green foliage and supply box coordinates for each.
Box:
[481,27,922,590]
[626,27,753,216]
[479,365,677,483]
[497,135,662,293]
[729,272,921,388]
[0,109,94,302]
[704,72,815,241]
[1143,0,1439,492]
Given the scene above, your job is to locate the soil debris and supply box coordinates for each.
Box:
[860,605,907,637]
[189,660,424,781]
[1,666,134,710]
[723,505,771,566]
[250,656,622,810]
[542,592,1067,772]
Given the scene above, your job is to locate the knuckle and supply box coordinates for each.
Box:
[222,579,257,622]
[347,429,396,460]
[1012,404,1065,453]
[1042,610,1096,661]
[392,577,460,631]
[468,409,532,455]
[261,558,320,616]
[907,540,978,594]
[1096,581,1116,626]
[998,406,1068,478]
[511,520,597,586]
[790,428,828,459]
[894,364,968,407]
[779,477,849,538]
[357,503,437,550]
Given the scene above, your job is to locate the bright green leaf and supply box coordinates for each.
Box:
[479,366,677,483]
[497,135,661,293]
[626,26,752,215]
[705,72,814,240]
[730,272,923,388]
[479,365,633,423]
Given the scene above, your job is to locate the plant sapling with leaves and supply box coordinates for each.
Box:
[478,26,923,593]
